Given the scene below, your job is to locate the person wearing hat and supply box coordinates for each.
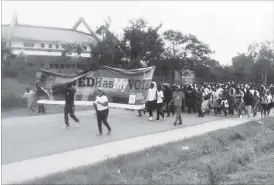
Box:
[93,89,111,135]
[63,82,80,128]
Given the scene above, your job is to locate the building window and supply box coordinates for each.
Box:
[77,64,81,69]
[40,63,44,67]
[66,64,69,68]
[71,64,75,68]
[49,44,52,49]
[24,42,34,47]
[61,64,64,69]
[55,64,59,69]
[50,64,54,69]
[83,46,87,51]
[41,43,45,48]
[56,44,59,49]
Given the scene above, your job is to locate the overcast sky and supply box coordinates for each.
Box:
[2,1,273,65]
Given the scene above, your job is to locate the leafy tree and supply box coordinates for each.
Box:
[121,18,165,69]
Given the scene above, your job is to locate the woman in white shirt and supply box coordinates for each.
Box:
[93,89,111,135]
[156,85,165,120]
[146,82,157,121]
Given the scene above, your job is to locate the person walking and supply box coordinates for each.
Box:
[252,91,260,117]
[163,83,173,117]
[146,82,157,121]
[235,87,244,118]
[156,85,165,121]
[93,89,111,135]
[36,82,49,114]
[22,88,36,113]
[171,85,185,126]
[243,89,253,118]
[63,83,80,128]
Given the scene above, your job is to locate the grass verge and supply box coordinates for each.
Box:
[24,117,274,185]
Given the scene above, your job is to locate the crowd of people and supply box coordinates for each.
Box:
[22,80,274,134]
[138,81,274,126]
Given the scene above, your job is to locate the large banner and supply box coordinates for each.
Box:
[36,66,155,109]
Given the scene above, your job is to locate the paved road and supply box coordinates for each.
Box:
[2,108,225,165]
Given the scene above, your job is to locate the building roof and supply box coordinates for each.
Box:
[1,24,99,45]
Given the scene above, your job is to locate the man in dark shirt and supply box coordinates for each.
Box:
[64,82,80,128]
[243,89,253,118]
[163,84,173,117]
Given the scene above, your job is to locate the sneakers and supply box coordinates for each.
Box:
[63,125,69,129]
[107,130,111,135]
[148,117,153,121]
[239,115,243,119]
[75,121,80,128]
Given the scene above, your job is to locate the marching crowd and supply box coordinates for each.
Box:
[22,81,274,134]
[139,82,274,126]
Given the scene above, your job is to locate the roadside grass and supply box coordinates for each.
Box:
[25,117,274,185]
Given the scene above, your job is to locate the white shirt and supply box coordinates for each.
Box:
[221,99,229,108]
[216,88,223,99]
[250,89,254,95]
[95,95,108,111]
[266,94,273,104]
[146,88,157,101]
[204,88,210,96]
[156,90,164,103]
[23,90,35,102]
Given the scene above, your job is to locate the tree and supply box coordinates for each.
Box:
[121,18,165,69]
[247,41,274,83]
[231,53,254,82]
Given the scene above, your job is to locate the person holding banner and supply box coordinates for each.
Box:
[63,83,80,128]
[93,89,111,135]
[146,82,157,121]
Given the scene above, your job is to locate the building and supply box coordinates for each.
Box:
[1,12,103,73]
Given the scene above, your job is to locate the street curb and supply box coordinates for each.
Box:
[1,116,264,184]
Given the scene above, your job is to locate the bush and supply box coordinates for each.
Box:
[2,68,19,78]
[1,92,25,109]
[1,78,33,110]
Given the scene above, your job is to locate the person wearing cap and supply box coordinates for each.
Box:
[93,89,111,135]
[63,82,80,128]
[171,85,184,126]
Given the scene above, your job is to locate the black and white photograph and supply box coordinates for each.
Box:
[1,1,274,184]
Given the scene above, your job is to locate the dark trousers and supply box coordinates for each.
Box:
[97,109,111,134]
[164,98,172,116]
[64,105,79,126]
[156,103,165,120]
[38,104,45,114]
[147,101,155,117]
